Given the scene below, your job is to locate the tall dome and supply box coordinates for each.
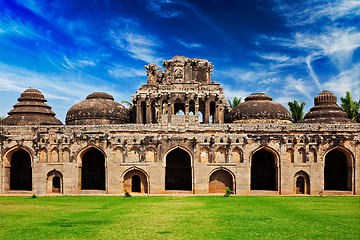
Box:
[66,92,130,125]
[300,91,355,123]
[1,88,62,125]
[226,93,292,123]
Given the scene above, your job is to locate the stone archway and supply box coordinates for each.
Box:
[209,169,234,193]
[123,169,148,193]
[251,148,277,190]
[165,148,192,191]
[46,170,63,194]
[324,148,352,191]
[10,149,32,191]
[81,148,105,190]
[294,171,310,194]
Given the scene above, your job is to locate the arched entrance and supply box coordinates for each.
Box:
[81,148,105,190]
[324,148,351,191]
[294,171,310,194]
[165,148,192,191]
[123,169,148,193]
[46,170,63,194]
[251,148,277,190]
[10,149,32,191]
[209,169,233,193]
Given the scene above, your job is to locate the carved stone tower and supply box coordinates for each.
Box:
[132,56,227,125]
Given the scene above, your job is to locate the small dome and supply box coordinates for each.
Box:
[1,88,62,125]
[300,91,355,123]
[226,93,292,123]
[65,92,129,125]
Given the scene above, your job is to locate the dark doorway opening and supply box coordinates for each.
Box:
[189,100,195,115]
[53,176,60,193]
[324,149,349,190]
[165,148,192,190]
[251,149,276,190]
[141,101,147,124]
[81,148,105,190]
[151,101,157,123]
[132,175,141,192]
[209,170,233,193]
[296,176,305,194]
[10,149,32,190]
[199,100,205,123]
[210,101,215,123]
[174,102,185,115]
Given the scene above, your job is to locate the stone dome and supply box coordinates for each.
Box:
[1,88,63,125]
[299,91,355,123]
[65,92,130,125]
[226,93,292,123]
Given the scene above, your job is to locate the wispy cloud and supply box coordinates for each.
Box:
[174,38,203,49]
[273,0,360,26]
[108,18,162,63]
[139,0,184,18]
[322,63,360,100]
[108,64,147,79]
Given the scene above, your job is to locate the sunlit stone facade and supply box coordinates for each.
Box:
[0,56,359,195]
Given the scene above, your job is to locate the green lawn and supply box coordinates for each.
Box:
[0,196,359,239]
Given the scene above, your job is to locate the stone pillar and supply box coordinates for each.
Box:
[136,102,141,124]
[204,100,210,123]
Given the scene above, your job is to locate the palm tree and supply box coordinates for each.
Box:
[288,100,306,123]
[228,97,241,108]
[121,100,133,107]
[340,91,360,121]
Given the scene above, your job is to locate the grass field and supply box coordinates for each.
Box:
[0,196,359,239]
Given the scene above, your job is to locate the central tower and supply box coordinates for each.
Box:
[132,56,226,125]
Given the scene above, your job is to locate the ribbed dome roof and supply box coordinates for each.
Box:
[65,92,129,125]
[226,93,292,123]
[299,91,355,123]
[1,88,62,125]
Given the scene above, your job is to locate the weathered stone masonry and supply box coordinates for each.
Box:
[0,56,359,195]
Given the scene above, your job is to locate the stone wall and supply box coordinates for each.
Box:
[0,122,359,195]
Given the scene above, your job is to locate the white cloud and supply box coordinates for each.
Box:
[108,64,147,78]
[107,18,163,63]
[282,76,314,100]
[220,83,250,102]
[175,38,203,49]
[322,63,360,100]
[273,0,360,26]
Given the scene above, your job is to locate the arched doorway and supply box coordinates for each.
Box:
[294,171,310,194]
[132,175,141,192]
[46,170,63,194]
[251,148,277,190]
[209,169,233,193]
[165,148,192,191]
[10,149,32,191]
[324,149,351,191]
[81,148,105,190]
[123,169,148,193]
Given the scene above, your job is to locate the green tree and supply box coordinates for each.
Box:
[121,100,133,107]
[340,91,360,121]
[228,97,241,108]
[288,100,306,123]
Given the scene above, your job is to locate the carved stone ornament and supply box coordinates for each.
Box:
[174,68,183,78]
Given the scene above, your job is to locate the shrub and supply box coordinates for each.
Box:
[124,189,131,198]
[224,187,233,197]
[31,194,37,199]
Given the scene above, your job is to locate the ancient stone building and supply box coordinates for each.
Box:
[0,56,359,196]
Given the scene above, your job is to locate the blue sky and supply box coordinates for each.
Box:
[0,0,359,122]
